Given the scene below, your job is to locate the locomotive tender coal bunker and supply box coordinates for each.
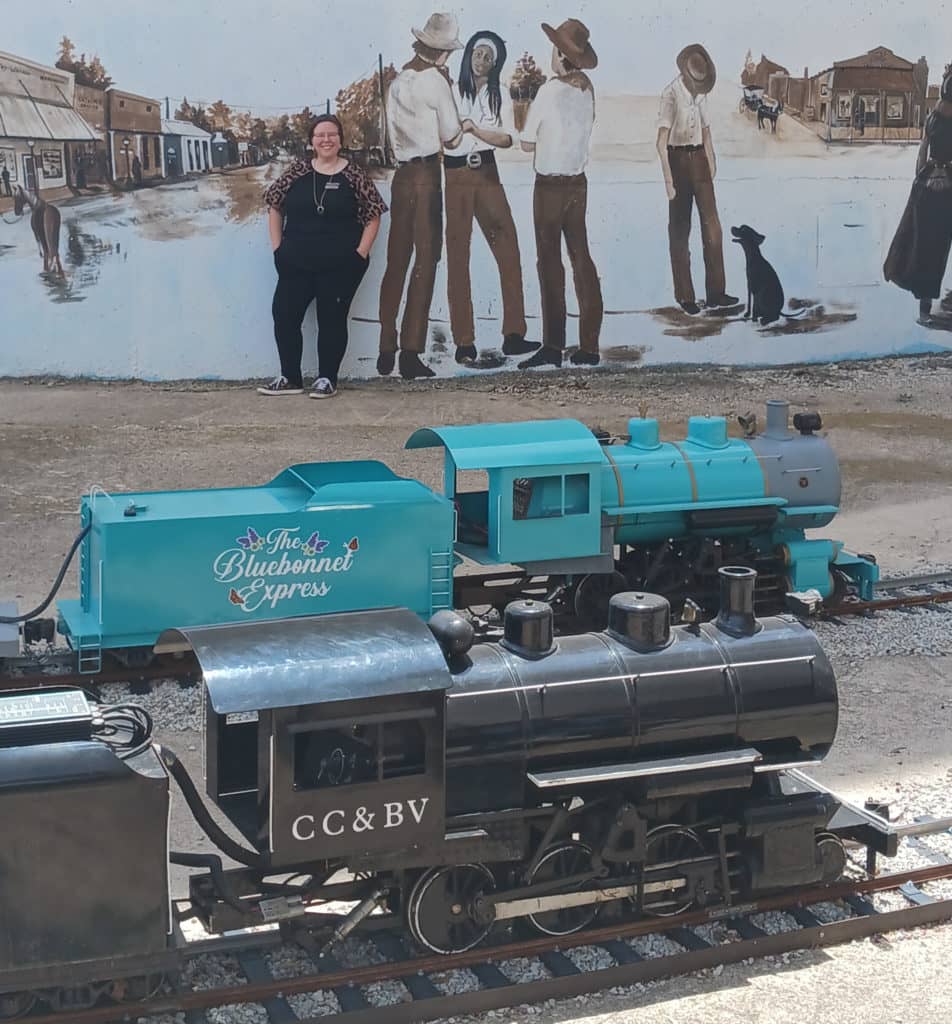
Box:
[1,569,923,1012]
[0,400,878,675]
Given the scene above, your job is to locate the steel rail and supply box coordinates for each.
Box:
[826,589,952,616]
[0,654,200,692]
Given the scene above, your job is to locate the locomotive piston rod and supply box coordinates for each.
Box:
[487,883,675,922]
[478,866,716,923]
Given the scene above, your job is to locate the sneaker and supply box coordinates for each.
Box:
[570,349,600,366]
[377,351,396,376]
[706,293,740,308]
[679,301,701,315]
[518,346,562,369]
[309,377,337,399]
[455,345,478,364]
[257,375,303,396]
[502,334,541,355]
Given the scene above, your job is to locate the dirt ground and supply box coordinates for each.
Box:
[2,353,952,1023]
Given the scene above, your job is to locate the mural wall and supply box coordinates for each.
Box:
[1,3,951,381]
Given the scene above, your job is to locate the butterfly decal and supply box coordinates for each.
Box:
[302,531,330,557]
[345,537,359,552]
[237,527,264,551]
[228,588,245,606]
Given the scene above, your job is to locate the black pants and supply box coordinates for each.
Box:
[272,253,367,386]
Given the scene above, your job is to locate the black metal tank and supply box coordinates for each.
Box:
[442,575,837,816]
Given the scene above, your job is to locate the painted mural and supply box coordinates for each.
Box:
[0,4,951,381]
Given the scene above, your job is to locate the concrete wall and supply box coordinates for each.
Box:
[1,4,950,381]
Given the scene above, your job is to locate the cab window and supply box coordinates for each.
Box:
[293,718,426,790]
[513,473,590,520]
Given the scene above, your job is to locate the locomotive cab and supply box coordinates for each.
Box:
[158,608,452,871]
[406,420,611,572]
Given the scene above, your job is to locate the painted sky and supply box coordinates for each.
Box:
[6,0,950,111]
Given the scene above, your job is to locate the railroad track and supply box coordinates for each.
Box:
[826,570,952,617]
[0,653,201,693]
[16,862,952,1024]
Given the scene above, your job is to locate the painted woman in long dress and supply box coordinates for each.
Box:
[884,66,952,326]
[445,30,537,364]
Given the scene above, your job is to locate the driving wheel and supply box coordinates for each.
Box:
[526,840,599,937]
[641,825,705,917]
[407,863,496,954]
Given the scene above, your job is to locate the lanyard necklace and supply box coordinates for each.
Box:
[312,162,340,215]
[309,169,335,216]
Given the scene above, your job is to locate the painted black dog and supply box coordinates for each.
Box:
[757,99,783,132]
[731,224,784,325]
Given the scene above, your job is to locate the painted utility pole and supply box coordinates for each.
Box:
[378,53,393,166]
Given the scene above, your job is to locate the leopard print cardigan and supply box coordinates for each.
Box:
[263,159,388,225]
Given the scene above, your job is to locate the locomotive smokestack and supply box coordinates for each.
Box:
[716,566,758,637]
[764,400,791,439]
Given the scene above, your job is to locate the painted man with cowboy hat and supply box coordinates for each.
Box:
[656,43,737,315]
[518,18,604,369]
[377,12,464,379]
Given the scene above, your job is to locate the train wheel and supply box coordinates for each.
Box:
[816,832,847,883]
[407,864,496,955]
[642,825,705,917]
[0,992,35,1021]
[573,571,628,629]
[109,973,168,1002]
[526,841,599,937]
[829,569,852,605]
[42,986,101,1013]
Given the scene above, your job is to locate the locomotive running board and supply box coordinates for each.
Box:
[528,748,763,792]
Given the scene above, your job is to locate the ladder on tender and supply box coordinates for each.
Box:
[76,633,102,674]
[429,549,454,613]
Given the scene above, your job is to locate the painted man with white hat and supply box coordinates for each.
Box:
[518,18,604,369]
[377,12,464,379]
[656,44,737,315]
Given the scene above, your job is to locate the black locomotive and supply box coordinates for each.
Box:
[0,568,912,1012]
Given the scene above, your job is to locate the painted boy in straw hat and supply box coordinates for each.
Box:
[518,18,603,369]
[656,44,737,315]
[377,12,464,379]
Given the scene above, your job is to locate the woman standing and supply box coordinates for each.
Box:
[446,31,537,364]
[884,67,952,326]
[261,115,388,397]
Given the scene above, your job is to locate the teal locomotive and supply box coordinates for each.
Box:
[1,401,877,673]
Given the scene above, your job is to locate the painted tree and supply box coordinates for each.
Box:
[57,36,76,66]
[251,118,270,150]
[268,114,294,154]
[509,53,546,101]
[55,39,113,88]
[207,100,234,133]
[740,50,760,88]
[335,65,397,153]
[175,98,213,134]
[234,111,254,140]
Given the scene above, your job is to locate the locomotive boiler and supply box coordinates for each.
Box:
[2,567,930,1015]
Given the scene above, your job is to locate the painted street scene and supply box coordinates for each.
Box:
[1,8,951,380]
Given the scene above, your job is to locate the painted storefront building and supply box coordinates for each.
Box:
[0,6,950,381]
[0,50,98,192]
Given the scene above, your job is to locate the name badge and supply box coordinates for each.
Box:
[325,181,340,190]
